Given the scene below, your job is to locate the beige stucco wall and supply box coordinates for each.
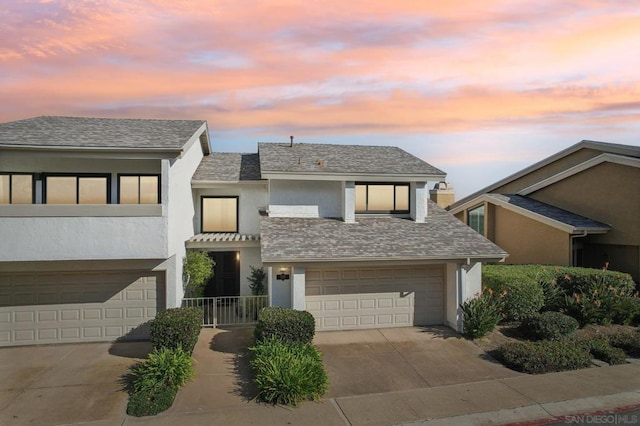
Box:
[493,148,604,194]
[529,162,640,247]
[494,206,571,266]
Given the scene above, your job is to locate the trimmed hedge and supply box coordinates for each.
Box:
[607,329,640,357]
[484,264,638,325]
[127,386,178,417]
[585,337,627,365]
[150,307,202,354]
[254,307,316,344]
[250,338,328,406]
[520,312,578,340]
[496,340,592,374]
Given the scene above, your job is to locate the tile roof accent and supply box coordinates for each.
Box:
[260,200,507,262]
[488,194,611,231]
[188,233,260,243]
[193,153,262,181]
[0,116,206,151]
[258,143,446,176]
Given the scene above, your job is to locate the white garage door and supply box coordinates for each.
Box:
[0,271,165,346]
[305,265,444,331]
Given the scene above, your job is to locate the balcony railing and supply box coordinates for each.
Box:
[182,295,269,327]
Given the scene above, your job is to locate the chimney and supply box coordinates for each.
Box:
[290,135,294,147]
[429,181,455,209]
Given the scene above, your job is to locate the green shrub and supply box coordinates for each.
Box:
[585,337,627,365]
[613,298,640,326]
[126,386,178,417]
[250,338,328,406]
[183,251,214,297]
[496,340,592,374]
[484,264,637,325]
[461,290,503,339]
[254,307,316,344]
[608,329,640,357]
[248,266,267,296]
[150,307,202,353]
[520,312,578,340]
[130,346,194,393]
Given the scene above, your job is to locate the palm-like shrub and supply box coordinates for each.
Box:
[250,338,328,406]
[130,346,194,393]
[461,289,503,339]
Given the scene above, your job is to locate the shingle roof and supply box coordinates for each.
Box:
[260,200,507,262]
[193,153,262,181]
[258,143,446,176]
[0,116,207,151]
[488,194,611,231]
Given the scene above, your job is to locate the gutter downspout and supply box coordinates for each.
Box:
[570,230,588,267]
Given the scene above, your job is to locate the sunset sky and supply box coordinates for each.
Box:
[1,0,639,197]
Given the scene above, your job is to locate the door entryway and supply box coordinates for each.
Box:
[205,251,240,297]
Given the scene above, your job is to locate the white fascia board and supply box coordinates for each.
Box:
[260,171,443,182]
[261,254,507,266]
[191,180,267,188]
[518,154,640,195]
[180,122,210,156]
[0,145,181,159]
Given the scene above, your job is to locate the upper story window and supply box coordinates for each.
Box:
[202,196,238,232]
[468,204,485,235]
[0,173,34,204]
[355,183,409,214]
[44,174,109,204]
[118,175,160,204]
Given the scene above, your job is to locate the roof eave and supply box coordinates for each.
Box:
[261,254,507,264]
[260,170,446,182]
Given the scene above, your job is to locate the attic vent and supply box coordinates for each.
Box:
[317,159,325,167]
[290,135,294,147]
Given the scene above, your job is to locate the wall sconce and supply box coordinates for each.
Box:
[277,267,290,281]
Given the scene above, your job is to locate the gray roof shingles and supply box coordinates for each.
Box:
[193,153,262,181]
[0,116,206,150]
[258,142,446,176]
[488,194,611,231]
[260,200,507,262]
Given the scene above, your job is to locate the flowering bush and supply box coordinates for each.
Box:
[461,288,504,339]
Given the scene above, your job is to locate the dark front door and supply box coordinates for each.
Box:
[205,251,240,297]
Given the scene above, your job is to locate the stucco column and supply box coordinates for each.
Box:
[291,266,306,310]
[446,262,482,333]
[342,181,355,223]
[410,181,426,222]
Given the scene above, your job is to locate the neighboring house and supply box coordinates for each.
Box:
[0,116,210,346]
[0,116,506,346]
[448,141,640,282]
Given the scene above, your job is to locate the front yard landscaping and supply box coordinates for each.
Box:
[466,264,640,374]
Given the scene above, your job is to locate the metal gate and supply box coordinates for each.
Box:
[182,296,269,327]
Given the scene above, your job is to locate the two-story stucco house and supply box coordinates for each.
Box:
[0,116,506,346]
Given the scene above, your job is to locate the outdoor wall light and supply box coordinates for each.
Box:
[277,267,290,281]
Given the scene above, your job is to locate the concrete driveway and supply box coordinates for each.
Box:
[0,340,151,425]
[314,326,521,398]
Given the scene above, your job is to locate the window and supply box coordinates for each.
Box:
[0,173,34,204]
[45,175,109,204]
[202,196,238,232]
[118,175,160,204]
[355,183,410,213]
[468,204,485,235]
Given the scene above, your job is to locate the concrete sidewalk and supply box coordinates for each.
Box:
[123,328,640,426]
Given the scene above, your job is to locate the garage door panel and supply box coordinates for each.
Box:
[306,265,444,331]
[0,271,165,346]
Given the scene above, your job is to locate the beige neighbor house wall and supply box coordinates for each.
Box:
[492,148,605,194]
[493,207,571,266]
[529,162,640,280]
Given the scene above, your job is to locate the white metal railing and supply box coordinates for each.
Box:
[182,295,269,327]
